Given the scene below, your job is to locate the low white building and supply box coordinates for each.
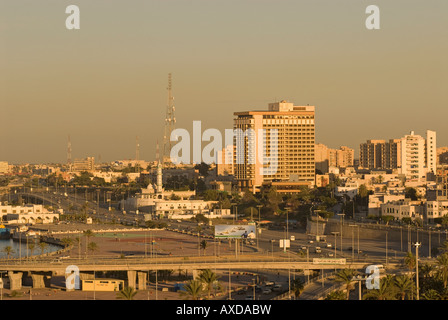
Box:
[335,181,359,199]
[0,203,60,225]
[368,192,406,216]
[426,200,448,223]
[380,199,424,221]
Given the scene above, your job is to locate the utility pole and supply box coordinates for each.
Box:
[414,242,421,300]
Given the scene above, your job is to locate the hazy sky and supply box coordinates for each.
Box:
[1,0,447,164]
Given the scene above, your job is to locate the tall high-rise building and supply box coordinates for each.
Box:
[233,100,315,192]
[359,130,436,181]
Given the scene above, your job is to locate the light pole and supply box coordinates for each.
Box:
[231,203,237,223]
[352,275,368,300]
[349,224,359,260]
[257,205,262,250]
[414,242,421,300]
[386,231,388,267]
[331,232,339,257]
[337,214,345,254]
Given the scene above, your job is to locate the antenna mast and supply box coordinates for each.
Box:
[67,134,72,170]
[163,73,176,166]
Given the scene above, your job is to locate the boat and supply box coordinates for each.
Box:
[0,224,10,239]
[12,227,40,242]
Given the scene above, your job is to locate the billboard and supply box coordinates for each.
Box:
[312,258,346,265]
[214,225,256,239]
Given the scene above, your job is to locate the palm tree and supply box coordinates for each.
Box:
[38,242,48,256]
[334,269,356,300]
[420,263,435,280]
[61,237,73,248]
[404,252,416,274]
[291,278,305,299]
[3,246,15,259]
[116,286,138,300]
[325,290,346,300]
[179,280,204,300]
[394,275,415,300]
[27,243,35,258]
[200,240,208,256]
[437,253,448,289]
[197,269,220,299]
[83,230,95,257]
[439,240,448,253]
[87,241,98,255]
[421,289,441,300]
[74,236,82,259]
[363,277,396,300]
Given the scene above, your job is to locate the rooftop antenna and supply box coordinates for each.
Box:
[67,134,72,170]
[136,135,140,173]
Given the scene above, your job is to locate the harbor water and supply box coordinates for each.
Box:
[0,238,61,259]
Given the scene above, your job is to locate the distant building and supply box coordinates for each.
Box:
[73,157,95,172]
[216,145,234,176]
[437,147,448,165]
[315,144,354,173]
[0,161,9,174]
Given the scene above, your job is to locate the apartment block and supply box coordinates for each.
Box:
[72,157,95,172]
[315,144,354,173]
[359,130,436,181]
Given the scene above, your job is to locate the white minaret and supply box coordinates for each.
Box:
[156,160,163,193]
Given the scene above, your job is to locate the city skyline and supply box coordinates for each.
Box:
[1,0,447,163]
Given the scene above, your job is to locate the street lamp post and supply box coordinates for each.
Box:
[337,214,345,254]
[349,225,359,260]
[331,232,339,257]
[414,242,421,300]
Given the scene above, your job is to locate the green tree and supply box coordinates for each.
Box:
[87,241,98,255]
[200,240,208,256]
[404,252,416,273]
[197,269,220,299]
[3,246,15,259]
[325,290,346,300]
[27,243,35,258]
[179,279,204,300]
[291,278,305,299]
[334,269,356,300]
[436,253,448,289]
[363,276,397,300]
[83,229,95,256]
[394,275,415,300]
[38,242,48,256]
[421,289,441,300]
[116,287,138,300]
